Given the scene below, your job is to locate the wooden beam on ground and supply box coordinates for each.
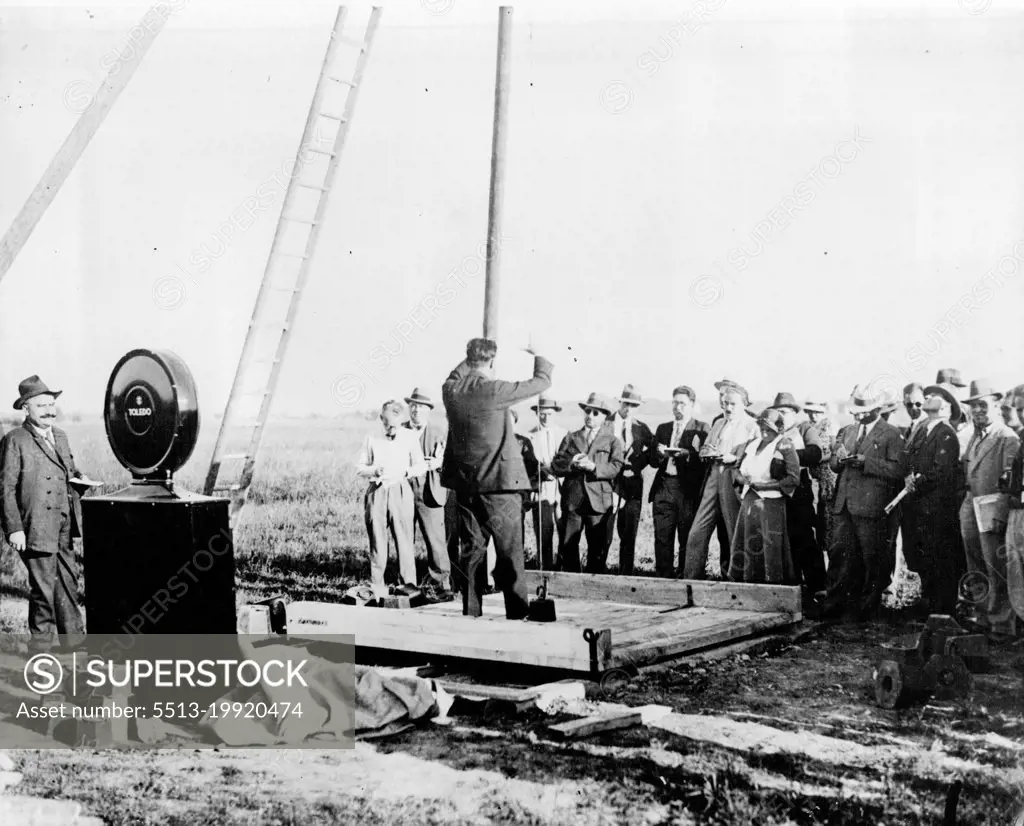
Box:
[285,601,611,672]
[523,572,801,616]
[548,710,643,740]
[0,3,171,284]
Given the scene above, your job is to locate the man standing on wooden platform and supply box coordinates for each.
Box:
[527,396,567,570]
[441,338,553,620]
[402,388,454,603]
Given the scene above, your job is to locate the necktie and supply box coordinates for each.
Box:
[855,425,868,452]
[974,425,987,454]
[672,422,682,448]
[587,428,596,448]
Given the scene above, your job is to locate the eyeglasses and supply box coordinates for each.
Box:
[905,402,923,408]
[582,408,601,416]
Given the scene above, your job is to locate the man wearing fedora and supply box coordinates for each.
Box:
[441,338,553,619]
[607,384,654,576]
[682,379,760,579]
[1,376,90,643]
[958,379,1020,643]
[403,387,454,602]
[769,393,827,596]
[527,396,567,570]
[900,382,964,615]
[822,386,904,621]
[552,393,625,574]
[649,385,710,578]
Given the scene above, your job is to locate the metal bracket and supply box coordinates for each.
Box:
[582,628,601,678]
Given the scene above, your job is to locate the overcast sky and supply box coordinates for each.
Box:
[1,0,1023,424]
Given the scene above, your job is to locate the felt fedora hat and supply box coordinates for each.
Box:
[922,382,962,424]
[964,378,1003,404]
[803,401,829,414]
[769,392,801,412]
[617,384,643,406]
[531,395,562,412]
[935,367,967,389]
[403,387,434,408]
[578,393,613,416]
[846,384,882,414]
[13,375,61,410]
[714,377,750,405]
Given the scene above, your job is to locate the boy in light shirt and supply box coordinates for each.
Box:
[356,400,427,597]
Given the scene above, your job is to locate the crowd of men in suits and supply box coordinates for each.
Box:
[358,339,1024,646]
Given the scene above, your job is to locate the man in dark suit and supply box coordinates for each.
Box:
[900,382,964,615]
[1,376,88,644]
[607,384,654,575]
[552,393,625,574]
[403,387,454,602]
[649,385,709,577]
[441,339,553,619]
[822,386,905,621]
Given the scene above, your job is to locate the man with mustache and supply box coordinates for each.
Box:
[1,376,91,645]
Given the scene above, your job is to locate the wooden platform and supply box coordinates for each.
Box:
[281,573,801,675]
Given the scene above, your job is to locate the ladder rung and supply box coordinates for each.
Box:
[339,36,367,50]
[219,453,250,461]
[318,112,348,122]
[281,215,318,225]
[268,287,298,294]
[275,252,310,260]
[305,147,336,157]
[296,182,329,192]
[213,484,243,493]
[327,76,357,87]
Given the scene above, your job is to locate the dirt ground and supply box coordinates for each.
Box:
[4,609,1023,825]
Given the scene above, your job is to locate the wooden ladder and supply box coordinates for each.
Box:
[204,5,382,519]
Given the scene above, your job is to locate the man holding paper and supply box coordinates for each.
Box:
[402,388,454,602]
[958,379,1020,643]
[1,376,95,643]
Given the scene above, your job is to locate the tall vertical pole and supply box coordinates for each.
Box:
[482,6,513,341]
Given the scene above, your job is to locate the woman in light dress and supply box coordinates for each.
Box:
[727,409,801,584]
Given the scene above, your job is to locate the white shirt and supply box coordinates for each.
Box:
[30,421,56,447]
[924,417,942,436]
[529,424,567,504]
[356,427,426,488]
[616,414,634,452]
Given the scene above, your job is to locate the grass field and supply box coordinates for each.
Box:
[2,415,1022,826]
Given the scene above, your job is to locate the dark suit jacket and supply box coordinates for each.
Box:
[905,423,958,507]
[648,418,710,503]
[608,414,654,501]
[440,356,553,493]
[551,425,625,513]
[404,420,448,508]
[829,419,904,518]
[1,424,83,553]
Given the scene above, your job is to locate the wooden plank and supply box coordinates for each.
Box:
[611,608,727,647]
[525,571,693,607]
[285,601,611,672]
[548,711,643,740]
[523,572,800,616]
[0,3,170,283]
[612,612,796,668]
